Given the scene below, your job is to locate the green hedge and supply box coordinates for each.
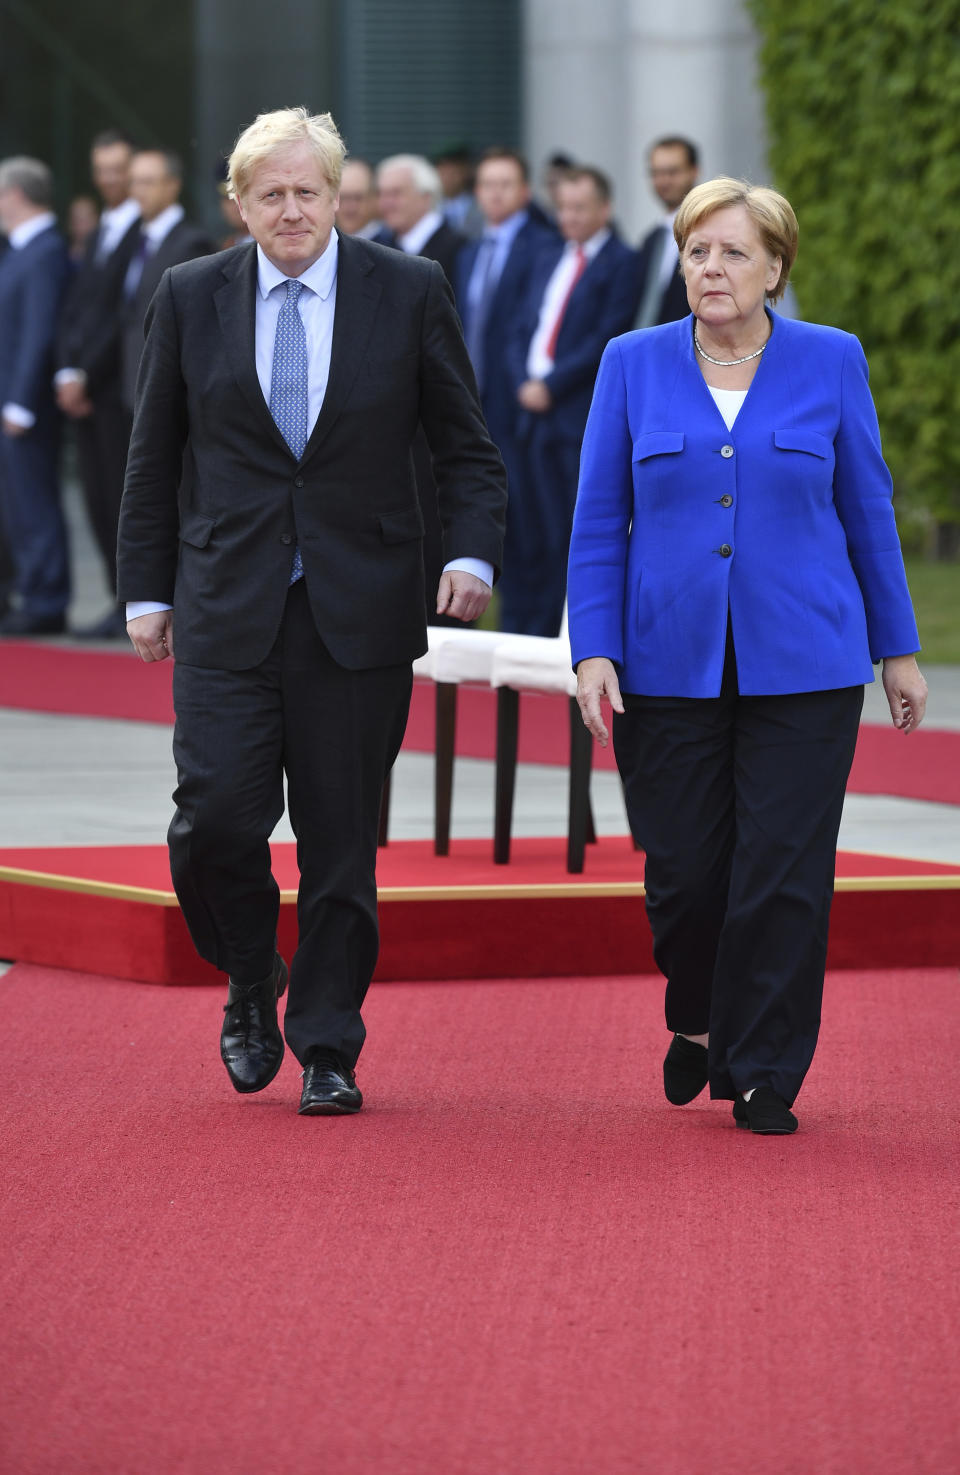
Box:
[749,0,960,527]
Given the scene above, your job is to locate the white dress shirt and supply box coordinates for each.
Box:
[123,203,185,299]
[3,212,58,429]
[96,197,140,261]
[466,208,528,313]
[127,228,490,621]
[398,209,444,256]
[526,228,610,380]
[655,210,680,293]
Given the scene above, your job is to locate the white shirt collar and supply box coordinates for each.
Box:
[399,209,444,256]
[141,203,184,245]
[8,212,57,249]
[101,197,140,232]
[564,227,611,262]
[256,229,339,301]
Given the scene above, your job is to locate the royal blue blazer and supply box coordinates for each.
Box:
[567,311,920,697]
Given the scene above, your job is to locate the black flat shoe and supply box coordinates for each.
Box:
[663,1033,709,1105]
[299,1050,363,1115]
[733,1087,798,1135]
[220,953,287,1093]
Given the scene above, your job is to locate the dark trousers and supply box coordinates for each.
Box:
[498,414,581,637]
[75,385,132,597]
[168,579,412,1067]
[0,419,69,618]
[613,635,863,1105]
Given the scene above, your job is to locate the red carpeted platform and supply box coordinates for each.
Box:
[1,962,958,1475]
[1,837,958,984]
[2,641,959,804]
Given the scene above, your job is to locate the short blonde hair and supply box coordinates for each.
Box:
[674,177,798,304]
[228,107,345,201]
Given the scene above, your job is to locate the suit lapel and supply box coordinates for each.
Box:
[300,233,382,464]
[213,243,291,456]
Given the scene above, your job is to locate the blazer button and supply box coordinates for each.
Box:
[294,476,304,488]
[718,543,733,557]
[720,444,734,458]
[720,494,733,508]
[280,534,293,545]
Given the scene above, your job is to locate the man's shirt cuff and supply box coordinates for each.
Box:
[126,601,173,620]
[442,557,493,588]
[2,403,35,429]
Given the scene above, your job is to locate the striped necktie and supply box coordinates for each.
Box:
[269,279,308,584]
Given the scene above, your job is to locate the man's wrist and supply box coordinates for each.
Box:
[442,557,493,588]
[126,601,173,621]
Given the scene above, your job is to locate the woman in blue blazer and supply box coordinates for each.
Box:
[568,178,926,1135]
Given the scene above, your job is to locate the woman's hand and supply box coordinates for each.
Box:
[881,654,927,733]
[576,657,624,747]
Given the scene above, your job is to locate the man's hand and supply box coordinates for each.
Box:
[881,654,927,733]
[56,381,94,418]
[436,570,492,624]
[576,656,624,748]
[127,610,174,663]
[517,378,553,413]
[2,415,27,438]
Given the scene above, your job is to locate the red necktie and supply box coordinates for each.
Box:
[544,246,587,361]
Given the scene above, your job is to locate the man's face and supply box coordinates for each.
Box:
[377,165,432,236]
[556,177,611,245]
[129,153,181,223]
[649,145,698,211]
[237,141,338,276]
[91,143,133,208]
[335,160,377,235]
[475,159,529,227]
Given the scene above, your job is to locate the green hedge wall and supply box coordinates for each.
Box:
[749,0,960,527]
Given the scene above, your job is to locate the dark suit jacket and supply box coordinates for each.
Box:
[57,217,142,396]
[117,235,506,671]
[0,224,70,421]
[454,214,559,443]
[374,221,466,291]
[506,233,642,441]
[120,218,215,410]
[636,221,689,325]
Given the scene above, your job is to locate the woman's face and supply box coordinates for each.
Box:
[681,203,781,328]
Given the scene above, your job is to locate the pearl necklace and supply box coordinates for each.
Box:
[694,323,767,367]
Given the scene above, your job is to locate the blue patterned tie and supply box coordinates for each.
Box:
[269,279,308,583]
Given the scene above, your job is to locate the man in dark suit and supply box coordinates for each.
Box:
[117,108,506,1116]
[374,154,466,287]
[56,130,142,638]
[504,167,641,636]
[119,149,215,413]
[455,149,557,469]
[634,136,699,328]
[0,157,71,636]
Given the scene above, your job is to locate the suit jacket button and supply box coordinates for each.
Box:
[294,476,304,488]
[720,444,734,458]
[718,543,732,557]
[280,534,293,545]
[720,494,733,508]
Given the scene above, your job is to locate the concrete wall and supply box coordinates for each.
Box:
[523,0,768,239]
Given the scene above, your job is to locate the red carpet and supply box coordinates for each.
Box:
[1,962,958,1474]
[2,838,958,984]
[2,641,959,804]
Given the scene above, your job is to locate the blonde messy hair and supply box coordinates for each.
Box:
[228,107,346,200]
[674,177,798,304]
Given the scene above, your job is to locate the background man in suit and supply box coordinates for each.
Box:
[375,154,465,287]
[634,136,700,328]
[118,108,506,1117]
[0,157,71,636]
[334,157,382,240]
[504,167,641,635]
[119,149,215,414]
[455,148,556,498]
[56,130,142,638]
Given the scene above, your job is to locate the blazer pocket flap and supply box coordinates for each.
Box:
[632,431,685,462]
[179,514,216,549]
[378,507,425,544]
[774,428,832,458]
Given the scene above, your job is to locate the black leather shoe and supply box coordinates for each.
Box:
[0,609,66,636]
[220,953,288,1093]
[298,1049,363,1115]
[733,1087,798,1135]
[663,1033,709,1104]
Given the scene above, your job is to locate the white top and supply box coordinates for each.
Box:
[708,386,748,431]
[96,197,140,260]
[398,209,444,256]
[526,228,611,379]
